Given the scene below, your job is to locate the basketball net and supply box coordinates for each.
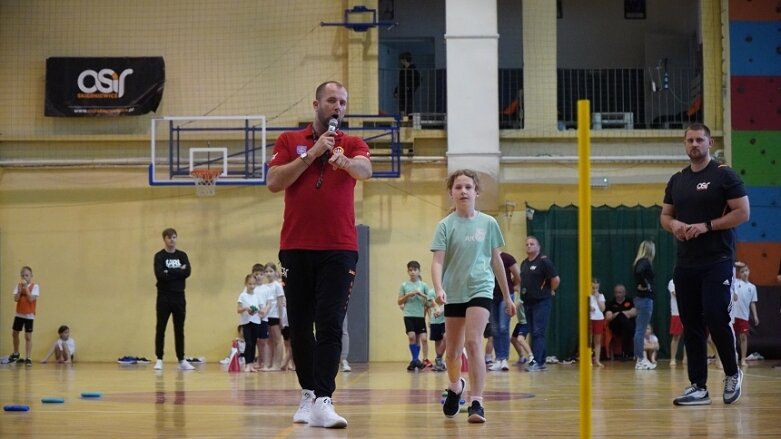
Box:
[191,168,221,197]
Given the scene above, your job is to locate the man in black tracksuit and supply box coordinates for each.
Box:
[661,123,750,406]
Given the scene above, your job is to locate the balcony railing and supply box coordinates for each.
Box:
[379,67,703,130]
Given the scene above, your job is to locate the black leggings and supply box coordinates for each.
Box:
[155,292,186,361]
[242,322,260,363]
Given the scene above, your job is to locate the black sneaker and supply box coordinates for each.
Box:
[24,358,32,367]
[8,352,20,363]
[467,400,486,423]
[673,385,711,406]
[723,369,743,404]
[414,359,425,370]
[407,360,417,371]
[442,377,465,417]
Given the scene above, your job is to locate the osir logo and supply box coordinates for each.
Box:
[77,68,134,98]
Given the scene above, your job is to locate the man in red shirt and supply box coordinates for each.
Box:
[267,81,371,429]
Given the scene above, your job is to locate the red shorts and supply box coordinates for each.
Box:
[591,319,605,335]
[669,315,683,336]
[733,318,750,334]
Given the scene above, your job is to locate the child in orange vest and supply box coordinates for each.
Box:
[9,266,39,366]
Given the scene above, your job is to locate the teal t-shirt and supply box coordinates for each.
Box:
[399,279,431,317]
[427,288,445,324]
[430,211,505,304]
[516,297,527,325]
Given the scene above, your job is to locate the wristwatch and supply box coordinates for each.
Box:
[705,220,713,232]
[299,152,309,165]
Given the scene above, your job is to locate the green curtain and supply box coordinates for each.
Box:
[526,204,676,360]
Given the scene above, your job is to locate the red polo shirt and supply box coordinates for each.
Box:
[269,125,370,251]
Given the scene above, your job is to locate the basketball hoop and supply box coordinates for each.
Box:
[191,168,221,197]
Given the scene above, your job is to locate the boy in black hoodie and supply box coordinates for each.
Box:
[153,227,193,371]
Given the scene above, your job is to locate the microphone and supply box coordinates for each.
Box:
[320,118,339,164]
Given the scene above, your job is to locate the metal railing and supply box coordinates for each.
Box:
[379,67,702,130]
[558,67,702,129]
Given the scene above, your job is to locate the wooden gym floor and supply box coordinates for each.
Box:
[1,360,780,438]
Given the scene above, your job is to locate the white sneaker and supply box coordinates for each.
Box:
[341,359,352,372]
[293,390,315,424]
[309,397,347,428]
[178,360,195,370]
[500,359,510,371]
[154,359,163,370]
[635,359,657,370]
[488,361,503,371]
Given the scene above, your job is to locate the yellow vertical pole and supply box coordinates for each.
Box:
[577,100,592,439]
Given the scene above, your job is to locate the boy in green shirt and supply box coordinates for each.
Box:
[398,260,433,370]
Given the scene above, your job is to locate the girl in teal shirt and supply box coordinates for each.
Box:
[431,169,515,423]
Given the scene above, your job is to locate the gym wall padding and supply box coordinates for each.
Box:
[731,131,781,186]
[728,21,781,76]
[728,0,781,21]
[729,0,781,294]
[736,242,781,286]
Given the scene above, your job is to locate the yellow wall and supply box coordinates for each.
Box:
[0,164,666,362]
[0,168,283,360]
[0,1,677,362]
[365,168,666,361]
[0,1,359,138]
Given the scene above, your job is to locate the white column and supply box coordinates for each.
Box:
[445,0,500,213]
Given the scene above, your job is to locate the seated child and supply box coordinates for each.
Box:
[235,325,246,364]
[220,325,246,366]
[643,324,659,364]
[41,325,75,364]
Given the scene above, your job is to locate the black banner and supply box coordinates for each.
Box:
[45,57,165,117]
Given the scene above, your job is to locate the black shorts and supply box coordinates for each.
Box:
[512,323,529,337]
[429,322,445,341]
[483,322,492,338]
[267,317,280,327]
[403,316,427,334]
[12,317,34,333]
[258,321,270,339]
[281,325,290,340]
[444,297,492,318]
